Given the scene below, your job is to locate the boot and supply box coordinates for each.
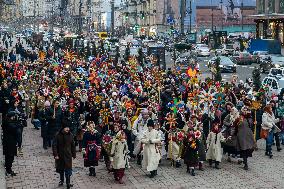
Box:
[215,161,220,169]
[59,172,64,186]
[186,165,190,173]
[265,151,269,156]
[198,162,204,171]
[154,170,157,176]
[191,168,195,176]
[149,171,155,178]
[277,147,282,152]
[175,161,181,168]
[66,176,73,189]
[268,151,273,159]
[243,158,248,170]
[208,159,213,167]
[137,155,142,165]
[92,167,96,177]
[89,167,93,176]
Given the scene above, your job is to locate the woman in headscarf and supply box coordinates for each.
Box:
[82,121,101,176]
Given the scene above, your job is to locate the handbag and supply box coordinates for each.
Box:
[260,128,269,139]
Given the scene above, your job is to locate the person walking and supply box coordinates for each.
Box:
[141,119,161,178]
[52,123,76,189]
[261,105,281,158]
[82,121,101,177]
[2,111,20,176]
[110,130,128,184]
[39,101,52,149]
[206,121,225,169]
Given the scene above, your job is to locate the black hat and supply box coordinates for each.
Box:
[7,111,16,118]
[147,119,155,127]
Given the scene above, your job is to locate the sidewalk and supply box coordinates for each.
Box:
[4,121,284,189]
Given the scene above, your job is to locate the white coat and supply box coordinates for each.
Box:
[261,112,281,133]
[110,139,128,169]
[132,117,148,155]
[206,132,225,162]
[141,129,161,172]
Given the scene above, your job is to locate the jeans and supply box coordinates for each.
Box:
[281,131,284,144]
[32,119,41,129]
[266,131,274,152]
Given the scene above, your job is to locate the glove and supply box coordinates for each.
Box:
[82,148,86,155]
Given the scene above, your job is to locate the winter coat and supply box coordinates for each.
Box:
[39,108,53,138]
[110,139,128,169]
[206,132,225,162]
[141,129,161,172]
[2,119,20,156]
[261,112,281,133]
[52,130,76,171]
[64,108,80,136]
[82,131,101,167]
[198,134,206,161]
[48,107,63,139]
[236,118,255,153]
[183,139,199,167]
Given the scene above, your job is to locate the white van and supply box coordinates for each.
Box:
[262,76,284,96]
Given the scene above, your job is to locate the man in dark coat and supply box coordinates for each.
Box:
[49,100,63,142]
[52,124,76,189]
[2,111,20,176]
[39,101,53,149]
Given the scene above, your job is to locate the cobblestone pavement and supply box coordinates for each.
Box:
[5,122,284,189]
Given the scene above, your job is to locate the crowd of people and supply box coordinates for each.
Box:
[0,35,284,188]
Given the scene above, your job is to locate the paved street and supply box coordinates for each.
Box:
[4,121,284,189]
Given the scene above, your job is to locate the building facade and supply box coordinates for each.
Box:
[196,5,256,32]
[254,0,284,46]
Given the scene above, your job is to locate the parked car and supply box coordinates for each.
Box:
[194,44,210,57]
[252,51,269,64]
[262,76,284,96]
[268,68,284,79]
[222,43,235,55]
[232,52,254,65]
[15,33,25,38]
[208,56,237,73]
[259,56,273,73]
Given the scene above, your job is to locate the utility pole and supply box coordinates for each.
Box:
[189,0,192,33]
[78,0,83,35]
[180,0,186,35]
[211,0,214,32]
[111,0,115,36]
[241,0,244,30]
[220,0,223,30]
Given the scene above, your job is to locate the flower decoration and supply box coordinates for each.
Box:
[199,89,216,104]
[214,93,225,105]
[165,113,177,128]
[100,108,111,124]
[194,130,202,139]
[190,141,197,149]
[63,49,77,62]
[176,131,185,146]
[186,67,197,78]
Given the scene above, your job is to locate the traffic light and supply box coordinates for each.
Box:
[141,11,145,19]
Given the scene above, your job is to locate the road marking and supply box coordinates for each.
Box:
[241,66,248,68]
[249,66,255,69]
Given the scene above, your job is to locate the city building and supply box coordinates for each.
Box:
[253,0,284,47]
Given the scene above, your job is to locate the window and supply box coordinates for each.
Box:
[272,80,278,89]
[280,0,284,13]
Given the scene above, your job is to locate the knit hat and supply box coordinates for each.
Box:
[147,119,155,127]
[44,101,51,107]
